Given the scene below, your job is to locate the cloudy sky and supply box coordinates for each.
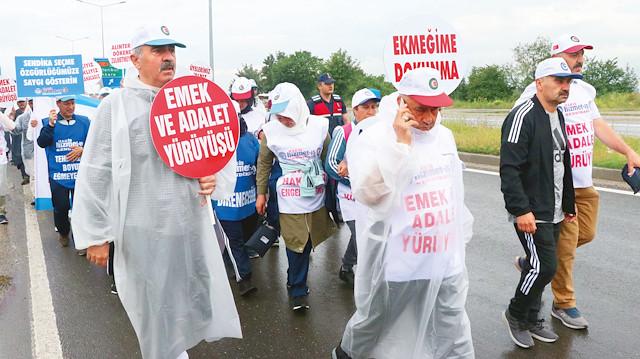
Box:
[3,0,639,92]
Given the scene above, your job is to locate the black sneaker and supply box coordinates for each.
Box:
[292,295,309,311]
[110,282,118,295]
[331,345,352,359]
[21,175,29,185]
[502,310,534,348]
[0,215,7,224]
[529,319,558,342]
[339,266,355,287]
[238,278,257,297]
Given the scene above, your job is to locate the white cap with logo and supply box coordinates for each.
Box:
[550,34,593,55]
[351,88,380,108]
[535,58,584,80]
[130,24,186,49]
[398,67,453,108]
[231,77,252,100]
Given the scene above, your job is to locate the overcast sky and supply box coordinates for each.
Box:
[3,0,639,92]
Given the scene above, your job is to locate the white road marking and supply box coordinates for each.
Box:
[464,168,637,196]
[24,186,63,359]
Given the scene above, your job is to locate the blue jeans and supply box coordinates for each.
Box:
[49,180,74,236]
[266,177,280,234]
[286,239,312,298]
[220,212,258,281]
[342,220,357,269]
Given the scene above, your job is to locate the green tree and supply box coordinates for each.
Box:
[260,51,323,98]
[235,64,263,90]
[512,36,551,90]
[465,65,514,101]
[449,78,468,101]
[582,57,639,95]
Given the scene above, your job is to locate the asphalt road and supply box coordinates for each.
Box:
[0,163,638,359]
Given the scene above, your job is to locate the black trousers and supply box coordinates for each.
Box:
[49,180,74,236]
[508,222,561,324]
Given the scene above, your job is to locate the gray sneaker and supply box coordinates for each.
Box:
[502,310,534,348]
[529,319,558,342]
[551,304,589,329]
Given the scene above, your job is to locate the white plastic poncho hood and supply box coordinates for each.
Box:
[340,92,474,358]
[72,72,242,359]
[268,82,309,135]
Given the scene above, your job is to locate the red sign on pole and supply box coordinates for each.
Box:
[150,75,239,178]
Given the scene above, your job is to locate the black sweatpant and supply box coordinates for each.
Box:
[508,222,561,324]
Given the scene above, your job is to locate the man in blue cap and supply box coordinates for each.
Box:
[37,95,90,251]
[307,72,349,136]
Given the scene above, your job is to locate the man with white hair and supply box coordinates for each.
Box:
[513,34,640,330]
[324,88,380,287]
[71,24,241,359]
[332,67,474,359]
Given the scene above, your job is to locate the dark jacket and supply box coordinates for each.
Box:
[500,95,575,222]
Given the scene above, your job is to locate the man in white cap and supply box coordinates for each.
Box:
[513,34,640,330]
[37,95,90,252]
[501,58,579,349]
[332,67,474,359]
[97,87,111,100]
[71,24,241,359]
[230,77,266,138]
[324,88,380,287]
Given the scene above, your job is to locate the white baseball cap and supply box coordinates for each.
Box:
[269,83,299,115]
[550,34,593,55]
[98,87,112,96]
[351,88,380,108]
[249,79,258,88]
[130,24,186,49]
[535,58,584,80]
[231,77,252,100]
[398,67,453,108]
[55,95,76,102]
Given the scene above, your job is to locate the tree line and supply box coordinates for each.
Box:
[236,37,639,106]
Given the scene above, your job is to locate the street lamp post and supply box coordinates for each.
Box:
[76,0,127,58]
[55,35,89,54]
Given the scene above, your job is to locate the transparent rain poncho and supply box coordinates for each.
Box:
[72,73,242,359]
[340,93,474,358]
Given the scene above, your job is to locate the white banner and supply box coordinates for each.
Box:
[383,15,466,95]
[109,42,132,69]
[0,77,17,108]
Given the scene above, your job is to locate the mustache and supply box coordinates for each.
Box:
[573,62,583,69]
[559,90,569,96]
[159,61,175,72]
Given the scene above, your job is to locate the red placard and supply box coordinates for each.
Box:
[150,75,239,178]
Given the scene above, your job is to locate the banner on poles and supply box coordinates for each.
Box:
[149,75,239,178]
[0,77,17,108]
[83,60,102,84]
[109,42,132,70]
[189,61,213,81]
[15,55,84,97]
[383,15,466,95]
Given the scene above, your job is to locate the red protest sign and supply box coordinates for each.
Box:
[150,75,239,178]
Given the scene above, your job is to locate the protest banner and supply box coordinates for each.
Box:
[189,61,213,81]
[0,77,17,108]
[109,42,132,69]
[383,15,466,94]
[33,95,100,210]
[15,55,84,97]
[150,75,239,178]
[83,60,102,84]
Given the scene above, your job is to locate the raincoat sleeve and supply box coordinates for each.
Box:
[0,113,16,132]
[10,113,28,135]
[71,98,116,248]
[348,124,416,220]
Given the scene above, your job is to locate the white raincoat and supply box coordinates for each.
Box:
[340,92,474,359]
[72,73,242,359]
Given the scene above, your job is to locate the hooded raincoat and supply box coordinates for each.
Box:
[71,73,242,359]
[339,92,474,359]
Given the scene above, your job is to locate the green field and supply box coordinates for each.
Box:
[444,120,640,169]
[452,92,640,112]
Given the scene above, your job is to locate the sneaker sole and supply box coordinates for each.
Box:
[530,332,558,343]
[292,305,309,311]
[514,257,523,272]
[551,308,588,329]
[240,287,257,297]
[502,311,533,348]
